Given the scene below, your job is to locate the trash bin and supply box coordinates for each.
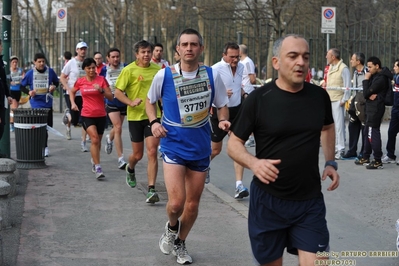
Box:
[13,108,49,169]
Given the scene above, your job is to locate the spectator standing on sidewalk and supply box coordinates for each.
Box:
[70,58,113,179]
[210,42,249,199]
[341,52,367,159]
[146,28,230,265]
[382,59,399,164]
[325,48,351,159]
[227,34,339,266]
[355,56,393,169]
[100,48,128,170]
[20,53,59,157]
[114,40,162,204]
[9,55,24,132]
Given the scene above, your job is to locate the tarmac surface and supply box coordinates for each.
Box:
[2,111,399,266]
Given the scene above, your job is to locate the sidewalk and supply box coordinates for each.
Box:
[4,112,254,266]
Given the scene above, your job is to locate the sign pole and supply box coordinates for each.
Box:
[56,7,67,113]
[0,0,12,157]
[321,6,336,57]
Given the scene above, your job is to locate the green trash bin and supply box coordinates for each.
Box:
[13,108,49,169]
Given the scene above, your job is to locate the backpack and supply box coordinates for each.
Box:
[385,80,394,106]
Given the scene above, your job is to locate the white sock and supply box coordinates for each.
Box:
[236,181,243,188]
[118,156,124,161]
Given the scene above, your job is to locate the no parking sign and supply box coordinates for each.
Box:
[321,7,336,34]
[56,8,67,33]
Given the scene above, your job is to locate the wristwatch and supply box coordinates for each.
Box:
[100,89,105,94]
[324,160,338,171]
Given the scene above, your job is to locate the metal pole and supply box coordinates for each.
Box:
[327,33,330,52]
[0,0,12,158]
[59,32,63,112]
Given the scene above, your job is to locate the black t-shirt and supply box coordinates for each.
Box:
[231,80,333,200]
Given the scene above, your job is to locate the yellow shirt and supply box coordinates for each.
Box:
[115,61,161,121]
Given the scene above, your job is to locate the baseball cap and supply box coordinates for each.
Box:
[10,55,18,61]
[76,42,88,49]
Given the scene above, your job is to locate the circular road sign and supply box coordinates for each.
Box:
[58,9,66,20]
[323,8,334,20]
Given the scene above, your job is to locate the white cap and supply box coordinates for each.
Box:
[76,42,88,49]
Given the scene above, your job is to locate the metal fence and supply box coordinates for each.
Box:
[8,14,398,77]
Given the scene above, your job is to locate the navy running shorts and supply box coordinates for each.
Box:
[248,181,329,265]
[162,151,210,172]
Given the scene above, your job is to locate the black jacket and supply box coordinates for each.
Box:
[363,67,393,127]
[0,55,10,109]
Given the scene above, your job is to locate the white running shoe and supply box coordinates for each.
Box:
[118,158,127,170]
[44,147,49,157]
[159,221,179,255]
[173,241,193,265]
[81,142,88,152]
[105,134,113,154]
[382,155,395,164]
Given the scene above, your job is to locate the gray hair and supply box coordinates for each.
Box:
[176,28,203,46]
[272,34,305,58]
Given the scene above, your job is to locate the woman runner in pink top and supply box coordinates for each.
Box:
[70,58,113,179]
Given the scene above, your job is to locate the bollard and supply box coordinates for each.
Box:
[0,181,11,229]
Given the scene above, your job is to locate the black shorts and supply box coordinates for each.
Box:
[248,181,329,264]
[105,104,127,116]
[210,105,241,142]
[81,116,106,135]
[10,90,21,102]
[128,120,153,142]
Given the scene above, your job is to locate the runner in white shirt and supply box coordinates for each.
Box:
[60,41,89,150]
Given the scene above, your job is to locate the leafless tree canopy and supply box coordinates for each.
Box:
[6,0,399,77]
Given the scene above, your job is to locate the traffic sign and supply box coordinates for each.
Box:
[321,6,336,34]
[56,8,67,33]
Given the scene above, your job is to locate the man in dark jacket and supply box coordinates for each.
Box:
[355,56,393,169]
[0,39,12,141]
[382,59,399,164]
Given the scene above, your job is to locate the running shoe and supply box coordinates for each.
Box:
[146,188,160,203]
[44,147,49,157]
[105,134,113,154]
[62,108,71,126]
[382,155,395,164]
[245,136,255,147]
[354,157,370,166]
[118,158,127,170]
[234,184,249,199]
[66,127,71,140]
[81,142,88,152]
[125,164,136,188]
[95,166,105,179]
[91,158,96,173]
[205,168,210,184]
[335,150,345,160]
[159,221,179,255]
[365,160,383,169]
[340,152,357,160]
[173,241,193,265]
